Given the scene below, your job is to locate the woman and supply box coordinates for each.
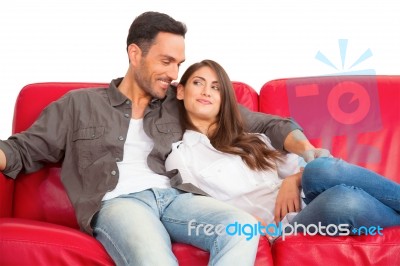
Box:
[165,59,400,238]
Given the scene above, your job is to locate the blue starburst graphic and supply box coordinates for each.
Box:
[315,39,375,75]
[287,38,382,167]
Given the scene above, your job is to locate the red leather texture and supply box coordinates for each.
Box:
[232,81,259,112]
[0,218,114,266]
[260,75,400,265]
[260,75,400,183]
[0,172,13,217]
[173,236,272,266]
[271,226,400,265]
[0,81,270,266]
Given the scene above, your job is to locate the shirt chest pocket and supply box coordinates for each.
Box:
[72,126,106,169]
[198,157,256,201]
[155,123,182,143]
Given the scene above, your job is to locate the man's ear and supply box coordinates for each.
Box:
[127,44,141,66]
[176,84,185,100]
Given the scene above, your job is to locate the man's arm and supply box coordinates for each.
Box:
[0,148,5,171]
[239,105,331,162]
[283,129,331,162]
[0,93,72,178]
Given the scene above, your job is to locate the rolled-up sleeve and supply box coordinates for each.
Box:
[0,94,72,178]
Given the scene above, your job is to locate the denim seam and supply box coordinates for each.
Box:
[94,226,129,265]
[213,236,221,255]
[162,216,190,225]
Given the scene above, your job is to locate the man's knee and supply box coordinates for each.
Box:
[221,210,260,243]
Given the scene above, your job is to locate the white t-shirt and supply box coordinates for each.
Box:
[103,119,170,201]
[165,130,305,225]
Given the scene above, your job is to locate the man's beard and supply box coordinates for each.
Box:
[133,61,166,99]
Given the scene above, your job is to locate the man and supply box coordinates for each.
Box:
[0,12,329,265]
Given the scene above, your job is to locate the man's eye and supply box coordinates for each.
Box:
[162,60,170,65]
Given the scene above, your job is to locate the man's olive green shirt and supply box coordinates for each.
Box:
[0,78,301,235]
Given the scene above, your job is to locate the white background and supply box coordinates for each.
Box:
[1,0,399,139]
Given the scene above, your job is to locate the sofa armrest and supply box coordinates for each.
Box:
[0,172,13,217]
[0,218,115,265]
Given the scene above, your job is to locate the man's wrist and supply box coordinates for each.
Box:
[0,149,6,171]
[283,129,315,155]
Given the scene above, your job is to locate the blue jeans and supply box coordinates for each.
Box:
[291,157,400,233]
[91,188,259,266]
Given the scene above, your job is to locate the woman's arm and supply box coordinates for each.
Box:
[274,171,302,223]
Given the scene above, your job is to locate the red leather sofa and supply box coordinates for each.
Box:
[1,75,399,265]
[0,81,271,266]
[261,75,400,266]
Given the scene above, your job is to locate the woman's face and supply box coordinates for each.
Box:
[177,66,221,126]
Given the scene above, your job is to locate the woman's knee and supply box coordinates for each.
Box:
[302,157,340,190]
[316,184,370,218]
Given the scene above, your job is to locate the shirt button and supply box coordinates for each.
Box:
[118,136,124,141]
[125,100,131,105]
[124,113,130,118]
[115,158,121,162]
[111,170,117,176]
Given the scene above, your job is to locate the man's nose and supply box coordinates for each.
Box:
[167,64,179,81]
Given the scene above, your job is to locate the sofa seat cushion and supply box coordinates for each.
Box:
[173,235,272,266]
[271,225,400,265]
[0,218,115,265]
[0,218,273,265]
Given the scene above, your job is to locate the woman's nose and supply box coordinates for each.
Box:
[201,86,211,97]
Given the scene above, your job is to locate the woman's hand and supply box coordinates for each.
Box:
[274,171,302,223]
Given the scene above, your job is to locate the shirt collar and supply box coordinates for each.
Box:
[182,130,212,147]
[107,78,129,107]
[107,77,173,108]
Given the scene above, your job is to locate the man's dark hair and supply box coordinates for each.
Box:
[126,11,187,56]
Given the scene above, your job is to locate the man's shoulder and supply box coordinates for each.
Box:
[67,87,108,96]
[166,84,177,97]
[162,85,179,104]
[64,87,108,102]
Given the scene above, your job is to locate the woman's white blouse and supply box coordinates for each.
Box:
[165,130,304,225]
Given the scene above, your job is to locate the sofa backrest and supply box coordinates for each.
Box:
[260,75,400,183]
[10,81,258,227]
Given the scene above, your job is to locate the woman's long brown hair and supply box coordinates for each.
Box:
[178,60,282,171]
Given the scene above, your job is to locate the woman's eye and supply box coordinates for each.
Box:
[211,85,220,91]
[193,80,204,87]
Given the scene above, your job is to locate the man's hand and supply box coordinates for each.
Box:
[301,148,331,163]
[0,148,6,171]
[274,172,302,223]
